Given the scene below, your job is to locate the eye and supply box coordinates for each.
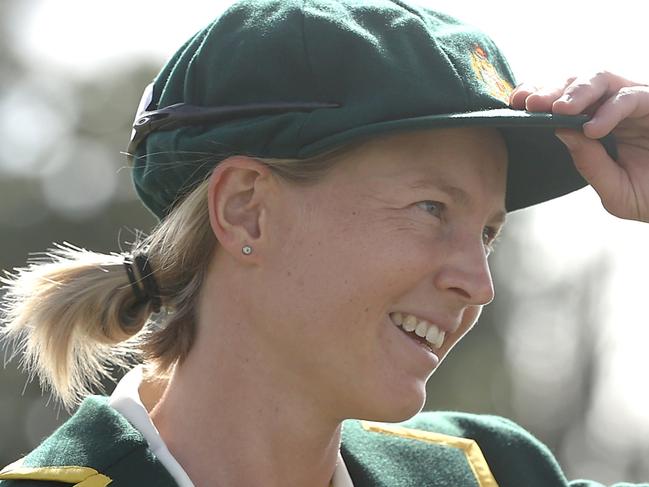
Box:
[415,200,445,218]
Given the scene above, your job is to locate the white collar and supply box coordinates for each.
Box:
[108,365,354,487]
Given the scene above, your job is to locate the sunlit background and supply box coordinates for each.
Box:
[1,0,648,483]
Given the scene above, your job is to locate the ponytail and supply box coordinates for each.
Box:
[1,244,154,408]
[1,175,216,409]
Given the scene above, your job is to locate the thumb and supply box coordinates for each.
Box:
[554,129,625,195]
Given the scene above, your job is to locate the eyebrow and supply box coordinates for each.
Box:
[406,177,507,225]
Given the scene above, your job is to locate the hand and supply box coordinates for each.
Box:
[509,72,649,223]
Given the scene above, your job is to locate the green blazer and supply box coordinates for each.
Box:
[0,396,645,487]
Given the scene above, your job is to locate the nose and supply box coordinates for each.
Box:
[434,238,495,306]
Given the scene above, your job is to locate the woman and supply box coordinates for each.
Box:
[0,0,647,486]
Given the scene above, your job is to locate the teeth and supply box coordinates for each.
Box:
[436,331,445,349]
[427,326,445,349]
[390,312,447,350]
[425,324,439,343]
[415,321,428,337]
[402,314,417,332]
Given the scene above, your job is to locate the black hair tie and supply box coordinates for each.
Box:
[123,254,162,313]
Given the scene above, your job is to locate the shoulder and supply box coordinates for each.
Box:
[0,396,176,487]
[341,411,569,487]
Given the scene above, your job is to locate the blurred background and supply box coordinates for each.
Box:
[0,0,648,483]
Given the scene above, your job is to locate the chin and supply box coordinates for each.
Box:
[355,381,427,424]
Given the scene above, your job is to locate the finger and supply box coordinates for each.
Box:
[509,83,539,110]
[554,129,626,209]
[523,78,576,113]
[552,72,634,116]
[583,86,649,139]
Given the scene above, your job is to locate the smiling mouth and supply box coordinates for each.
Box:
[389,312,446,352]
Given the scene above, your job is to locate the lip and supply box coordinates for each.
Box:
[388,315,440,367]
[388,310,460,335]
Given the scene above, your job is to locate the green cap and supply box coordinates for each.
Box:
[128,0,616,219]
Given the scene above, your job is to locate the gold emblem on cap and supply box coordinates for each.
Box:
[470,44,513,104]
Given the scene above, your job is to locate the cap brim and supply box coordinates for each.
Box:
[300,108,617,212]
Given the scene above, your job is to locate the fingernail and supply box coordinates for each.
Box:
[583,119,596,129]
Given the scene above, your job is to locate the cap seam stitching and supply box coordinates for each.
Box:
[388,2,471,110]
[435,42,470,110]
[156,30,204,108]
[295,0,322,145]
[186,24,218,104]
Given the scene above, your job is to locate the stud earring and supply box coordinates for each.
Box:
[242,245,253,255]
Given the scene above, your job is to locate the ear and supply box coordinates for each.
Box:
[207,156,273,263]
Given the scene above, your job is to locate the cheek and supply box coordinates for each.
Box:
[263,210,425,338]
[260,185,446,353]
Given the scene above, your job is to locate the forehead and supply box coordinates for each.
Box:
[338,127,508,193]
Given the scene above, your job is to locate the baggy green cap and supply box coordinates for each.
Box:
[128,0,616,219]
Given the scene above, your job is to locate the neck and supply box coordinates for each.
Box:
[147,320,343,487]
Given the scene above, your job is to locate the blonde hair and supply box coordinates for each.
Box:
[0,147,353,409]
